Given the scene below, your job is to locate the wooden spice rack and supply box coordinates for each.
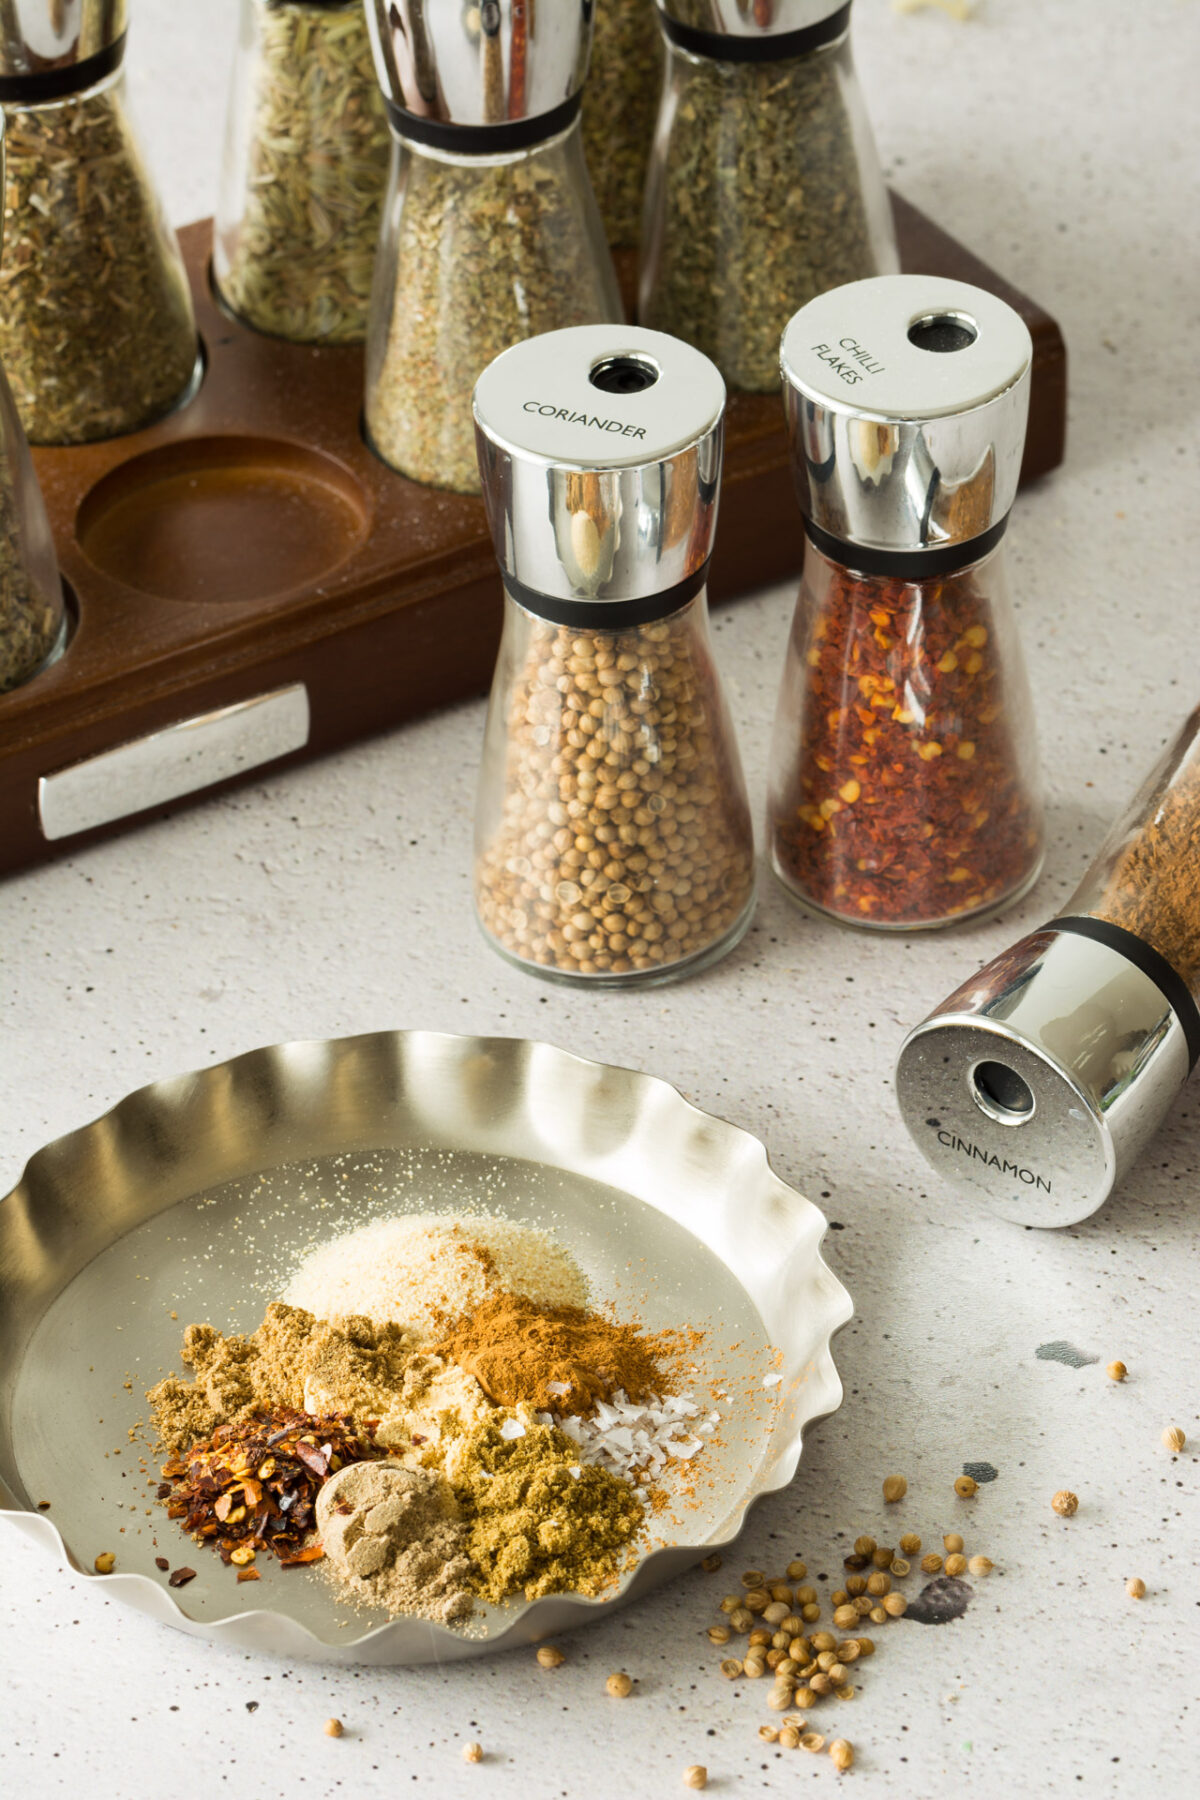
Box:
[0,196,1066,878]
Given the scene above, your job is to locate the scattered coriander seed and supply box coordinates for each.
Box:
[835,1684,855,1701]
[745,1588,771,1614]
[954,1475,978,1498]
[890,1558,911,1578]
[802,1603,821,1623]
[607,1672,634,1698]
[853,1597,874,1618]
[899,1533,921,1555]
[786,1559,808,1580]
[854,1535,876,1557]
[845,1575,867,1597]
[829,1739,854,1772]
[772,1631,792,1652]
[777,1658,800,1679]
[921,1553,943,1575]
[943,1553,968,1577]
[325,1719,344,1739]
[790,1637,813,1660]
[683,1767,707,1791]
[730,1606,755,1631]
[869,1606,887,1625]
[883,1593,907,1617]
[794,1686,818,1710]
[801,1732,826,1753]
[882,1475,907,1503]
[779,1727,802,1750]
[871,1547,894,1570]
[1126,1577,1146,1599]
[748,1628,773,1648]
[837,1640,861,1663]
[816,1651,838,1672]
[536,1645,565,1669]
[795,1585,817,1606]
[866,1572,891,1597]
[1106,1361,1127,1383]
[856,1637,875,1658]
[462,1743,483,1764]
[811,1633,837,1654]
[744,1656,767,1679]
[770,1582,794,1604]
[1051,1490,1079,1517]
[767,1686,794,1711]
[943,1533,965,1554]
[1162,1427,1186,1453]
[766,1649,785,1671]
[759,1726,779,1743]
[843,1553,868,1572]
[828,1663,849,1685]
[780,1613,804,1635]
[707,1624,732,1646]
[830,1589,850,1609]
[720,1659,743,1680]
[967,1556,993,1578]
[810,1672,834,1696]
[93,1552,116,1574]
[720,1594,741,1613]
[742,1569,766,1587]
[832,1604,859,1630]
[701,1552,723,1573]
[763,1601,791,1625]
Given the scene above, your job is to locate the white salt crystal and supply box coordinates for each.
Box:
[498,1418,526,1440]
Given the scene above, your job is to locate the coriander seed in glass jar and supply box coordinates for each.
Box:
[214,0,390,344]
[0,1,199,445]
[363,0,623,494]
[472,324,756,986]
[769,275,1043,931]
[639,0,897,392]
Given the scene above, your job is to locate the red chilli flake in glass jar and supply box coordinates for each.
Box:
[771,274,1045,931]
[769,536,1042,928]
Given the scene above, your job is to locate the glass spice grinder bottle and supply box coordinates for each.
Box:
[897,705,1200,1227]
[472,323,756,987]
[363,0,623,494]
[0,0,199,445]
[0,110,67,694]
[214,0,390,345]
[581,0,664,250]
[639,0,897,393]
[768,274,1044,931]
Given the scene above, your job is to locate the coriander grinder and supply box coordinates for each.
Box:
[471,323,756,987]
[897,707,1200,1226]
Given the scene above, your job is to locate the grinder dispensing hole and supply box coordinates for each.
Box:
[897,706,1200,1226]
[471,324,756,988]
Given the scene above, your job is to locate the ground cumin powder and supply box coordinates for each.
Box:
[444,1413,645,1602]
[432,1289,677,1417]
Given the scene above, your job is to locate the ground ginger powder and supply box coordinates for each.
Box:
[445,1413,645,1602]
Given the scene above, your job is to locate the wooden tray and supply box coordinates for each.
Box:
[0,195,1066,877]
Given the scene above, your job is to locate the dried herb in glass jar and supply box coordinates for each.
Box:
[770,275,1043,930]
[639,1,896,392]
[215,0,390,344]
[0,438,62,694]
[581,0,664,249]
[0,23,197,446]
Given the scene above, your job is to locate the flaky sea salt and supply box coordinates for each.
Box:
[498,1418,526,1440]
[535,1389,710,1490]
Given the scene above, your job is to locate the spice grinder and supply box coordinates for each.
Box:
[897,708,1200,1226]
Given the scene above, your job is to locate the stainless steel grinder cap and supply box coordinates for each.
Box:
[472,323,725,622]
[895,926,1196,1228]
[780,274,1032,566]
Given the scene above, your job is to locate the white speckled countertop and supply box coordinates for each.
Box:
[3,2,1198,1795]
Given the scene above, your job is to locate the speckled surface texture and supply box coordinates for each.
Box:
[2,1,1198,1794]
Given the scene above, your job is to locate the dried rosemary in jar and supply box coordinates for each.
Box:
[214,0,389,344]
[581,0,664,249]
[0,13,197,445]
[362,0,621,493]
[639,0,896,392]
[472,325,755,987]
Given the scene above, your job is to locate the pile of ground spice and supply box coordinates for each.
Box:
[444,1413,645,1603]
[315,1461,474,1627]
[431,1289,678,1417]
[147,1303,487,1455]
[282,1212,588,1336]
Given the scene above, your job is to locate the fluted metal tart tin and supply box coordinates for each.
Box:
[0,1030,851,1665]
